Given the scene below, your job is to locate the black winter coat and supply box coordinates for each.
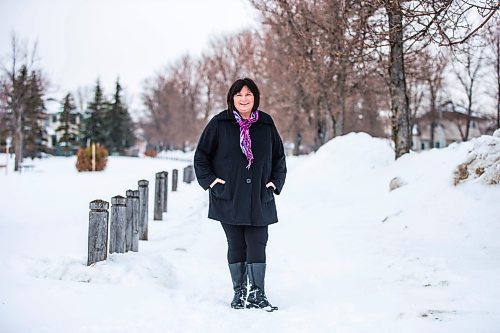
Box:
[194,110,287,226]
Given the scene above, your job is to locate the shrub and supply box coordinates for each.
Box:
[76,145,108,172]
[144,149,158,158]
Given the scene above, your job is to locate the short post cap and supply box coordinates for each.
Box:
[111,195,127,206]
[89,200,109,210]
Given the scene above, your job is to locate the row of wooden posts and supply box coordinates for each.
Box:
[87,165,196,266]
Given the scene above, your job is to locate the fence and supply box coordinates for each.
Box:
[87,165,196,266]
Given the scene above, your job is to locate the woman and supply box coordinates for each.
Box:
[194,78,286,312]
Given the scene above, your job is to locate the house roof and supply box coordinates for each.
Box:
[414,100,494,142]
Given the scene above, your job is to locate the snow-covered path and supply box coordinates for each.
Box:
[1,133,499,332]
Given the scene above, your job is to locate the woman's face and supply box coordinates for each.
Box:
[233,85,254,117]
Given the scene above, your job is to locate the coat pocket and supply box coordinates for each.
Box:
[262,185,275,203]
[211,182,231,200]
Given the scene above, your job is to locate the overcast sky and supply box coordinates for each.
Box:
[0,0,259,113]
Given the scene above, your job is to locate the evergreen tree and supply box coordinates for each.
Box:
[56,93,78,156]
[83,79,107,146]
[104,79,135,154]
[23,71,47,158]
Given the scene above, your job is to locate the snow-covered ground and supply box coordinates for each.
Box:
[1,132,499,333]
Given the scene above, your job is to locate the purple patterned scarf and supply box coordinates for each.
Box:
[233,110,259,169]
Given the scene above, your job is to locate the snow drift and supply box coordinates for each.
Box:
[1,132,499,333]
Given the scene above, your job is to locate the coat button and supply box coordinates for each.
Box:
[246,178,251,184]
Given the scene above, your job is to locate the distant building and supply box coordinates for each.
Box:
[412,101,494,151]
[44,108,84,155]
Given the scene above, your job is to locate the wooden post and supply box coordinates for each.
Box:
[91,142,96,172]
[131,190,140,252]
[88,200,109,266]
[162,171,168,212]
[185,165,194,184]
[138,180,149,240]
[183,166,188,183]
[172,169,178,191]
[154,172,164,220]
[125,190,134,252]
[109,196,127,254]
[189,165,195,182]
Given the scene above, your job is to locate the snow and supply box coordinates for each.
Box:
[453,134,500,185]
[1,132,500,332]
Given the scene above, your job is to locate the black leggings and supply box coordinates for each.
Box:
[221,223,268,264]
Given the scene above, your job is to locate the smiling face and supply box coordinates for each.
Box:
[233,85,254,119]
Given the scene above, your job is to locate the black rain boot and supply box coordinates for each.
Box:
[246,263,278,312]
[228,262,247,309]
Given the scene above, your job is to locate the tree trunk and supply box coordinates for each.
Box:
[496,32,500,129]
[334,61,347,137]
[314,115,326,151]
[386,1,411,158]
[464,89,473,141]
[429,84,437,148]
[430,122,436,148]
[14,106,23,171]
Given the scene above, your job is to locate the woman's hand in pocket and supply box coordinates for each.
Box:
[266,182,276,191]
[210,178,226,188]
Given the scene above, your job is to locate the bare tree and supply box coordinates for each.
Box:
[198,54,222,121]
[483,19,500,129]
[139,0,497,156]
[451,41,485,141]
[250,0,371,151]
[141,55,204,150]
[344,65,388,137]
[199,30,267,117]
[362,0,498,157]
[384,0,412,157]
[0,35,41,171]
[75,85,91,112]
[406,48,449,147]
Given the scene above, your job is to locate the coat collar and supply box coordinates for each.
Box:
[217,109,273,125]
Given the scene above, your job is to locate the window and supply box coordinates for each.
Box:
[421,142,425,150]
[435,142,440,148]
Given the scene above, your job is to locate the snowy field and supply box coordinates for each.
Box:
[1,132,499,333]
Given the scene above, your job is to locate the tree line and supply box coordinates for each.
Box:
[0,36,136,171]
[1,1,498,168]
[140,0,499,158]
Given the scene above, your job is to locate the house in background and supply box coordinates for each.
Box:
[44,106,84,156]
[412,101,494,151]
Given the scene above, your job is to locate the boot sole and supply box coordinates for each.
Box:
[246,303,278,312]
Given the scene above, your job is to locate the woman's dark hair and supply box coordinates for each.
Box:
[227,78,260,113]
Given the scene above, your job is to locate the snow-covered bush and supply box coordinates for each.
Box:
[453,132,500,185]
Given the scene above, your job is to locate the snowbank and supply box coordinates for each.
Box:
[453,133,500,185]
[1,132,499,332]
